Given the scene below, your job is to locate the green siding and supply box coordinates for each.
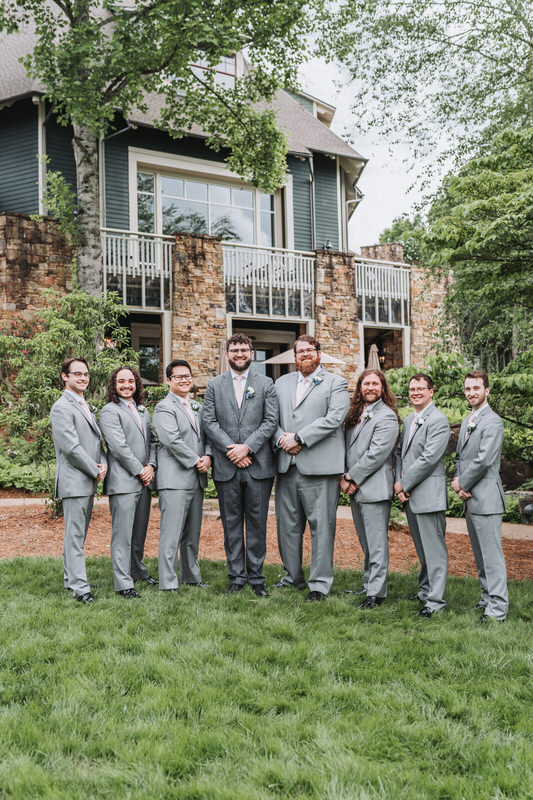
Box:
[0,99,39,214]
[314,154,339,250]
[287,156,312,251]
[46,114,76,195]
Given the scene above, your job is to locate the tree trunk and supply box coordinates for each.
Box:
[72,123,103,295]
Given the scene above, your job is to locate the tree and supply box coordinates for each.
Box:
[0,0,322,293]
[379,213,427,263]
[425,127,533,370]
[320,0,533,167]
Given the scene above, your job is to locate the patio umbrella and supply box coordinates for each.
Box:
[367,343,380,370]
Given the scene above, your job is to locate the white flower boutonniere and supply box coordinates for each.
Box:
[89,404,98,415]
[312,375,324,387]
[190,401,200,412]
[363,410,374,422]
[245,386,255,399]
[466,421,477,434]
[415,417,425,428]
[137,405,146,413]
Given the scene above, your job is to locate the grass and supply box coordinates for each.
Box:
[0,558,531,800]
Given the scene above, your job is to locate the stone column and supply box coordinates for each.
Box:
[172,233,228,390]
[410,265,448,366]
[314,249,359,389]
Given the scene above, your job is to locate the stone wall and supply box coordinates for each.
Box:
[314,249,359,389]
[410,265,448,367]
[360,242,404,263]
[172,233,227,390]
[0,213,72,324]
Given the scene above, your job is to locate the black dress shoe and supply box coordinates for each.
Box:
[274,580,287,588]
[75,592,94,604]
[474,601,486,610]
[162,588,179,593]
[225,583,244,594]
[344,588,366,595]
[418,606,434,618]
[116,588,141,598]
[480,614,505,624]
[305,590,326,602]
[142,576,158,585]
[406,593,423,601]
[253,586,269,598]
[358,596,384,610]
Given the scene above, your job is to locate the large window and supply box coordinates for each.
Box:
[137,172,275,246]
[190,54,236,90]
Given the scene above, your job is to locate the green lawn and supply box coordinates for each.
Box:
[0,558,531,799]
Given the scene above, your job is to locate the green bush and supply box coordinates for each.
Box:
[0,453,53,493]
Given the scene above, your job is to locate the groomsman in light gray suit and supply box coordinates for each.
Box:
[202,334,279,597]
[395,373,450,618]
[153,359,211,592]
[99,366,157,598]
[50,357,107,604]
[274,335,349,601]
[452,370,508,622]
[341,370,400,609]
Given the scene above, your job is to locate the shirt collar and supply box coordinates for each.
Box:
[230,368,250,382]
[65,389,85,403]
[298,365,321,383]
[415,401,433,419]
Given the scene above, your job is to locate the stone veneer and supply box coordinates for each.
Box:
[409,265,448,366]
[0,213,72,325]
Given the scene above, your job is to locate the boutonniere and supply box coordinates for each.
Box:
[89,404,98,415]
[244,386,255,399]
[137,405,146,413]
[466,421,477,434]
[190,401,200,412]
[415,417,425,428]
[363,410,374,422]
[311,375,323,387]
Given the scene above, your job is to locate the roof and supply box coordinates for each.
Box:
[0,27,366,174]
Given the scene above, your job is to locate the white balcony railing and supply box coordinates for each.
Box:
[223,242,315,319]
[355,258,411,327]
[101,229,173,311]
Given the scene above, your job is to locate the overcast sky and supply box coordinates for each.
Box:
[299,59,442,253]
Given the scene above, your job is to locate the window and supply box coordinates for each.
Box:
[190,54,236,90]
[137,172,276,246]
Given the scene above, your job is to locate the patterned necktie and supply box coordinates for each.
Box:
[235,374,245,408]
[295,377,308,405]
[128,401,144,432]
[183,397,198,431]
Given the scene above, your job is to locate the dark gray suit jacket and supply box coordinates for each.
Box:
[202,368,279,482]
[99,400,157,495]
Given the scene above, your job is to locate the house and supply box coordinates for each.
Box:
[0,33,444,388]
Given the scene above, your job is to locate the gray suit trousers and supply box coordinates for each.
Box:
[406,506,448,611]
[62,495,94,596]
[275,467,340,595]
[215,471,273,586]
[351,499,390,598]
[466,510,508,620]
[158,488,204,590]
[108,488,151,590]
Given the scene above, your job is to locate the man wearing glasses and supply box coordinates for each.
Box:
[274,335,349,601]
[153,360,211,592]
[50,357,107,604]
[394,373,450,618]
[202,334,279,597]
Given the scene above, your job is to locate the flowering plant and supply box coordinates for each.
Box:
[245,386,255,399]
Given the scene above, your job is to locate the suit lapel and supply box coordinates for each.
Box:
[462,404,490,450]
[65,392,100,435]
[171,393,200,436]
[237,370,255,421]
[295,366,324,408]
[353,399,382,443]
[119,401,145,439]
[222,370,240,416]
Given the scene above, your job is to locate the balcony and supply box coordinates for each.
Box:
[355,258,410,327]
[223,242,315,319]
[101,229,172,311]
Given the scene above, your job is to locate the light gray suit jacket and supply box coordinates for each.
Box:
[153,392,211,491]
[345,399,399,503]
[50,391,107,499]
[99,401,157,495]
[202,368,279,482]
[395,403,450,514]
[274,366,349,475]
[455,404,505,514]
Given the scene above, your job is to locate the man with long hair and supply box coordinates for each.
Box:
[394,373,450,618]
[99,366,157,597]
[341,369,400,609]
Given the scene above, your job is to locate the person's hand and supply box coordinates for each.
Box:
[458,489,472,500]
[236,455,252,468]
[226,443,250,463]
[339,477,351,494]
[451,477,461,493]
[394,480,409,502]
[279,433,301,453]
[139,465,154,486]
[97,463,107,481]
[346,482,358,496]
[196,455,211,473]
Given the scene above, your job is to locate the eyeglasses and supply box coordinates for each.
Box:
[409,386,430,394]
[170,374,192,382]
[295,348,317,356]
[69,371,89,378]
[227,348,251,355]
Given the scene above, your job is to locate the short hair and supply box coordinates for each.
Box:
[61,357,89,386]
[225,333,253,352]
[166,359,193,380]
[106,366,144,405]
[345,369,400,427]
[293,334,321,354]
[409,372,434,390]
[464,370,489,388]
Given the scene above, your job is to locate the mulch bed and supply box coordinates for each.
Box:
[0,500,531,580]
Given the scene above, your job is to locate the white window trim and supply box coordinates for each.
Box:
[128,146,288,248]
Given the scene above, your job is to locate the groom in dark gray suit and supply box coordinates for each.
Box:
[202,334,279,597]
